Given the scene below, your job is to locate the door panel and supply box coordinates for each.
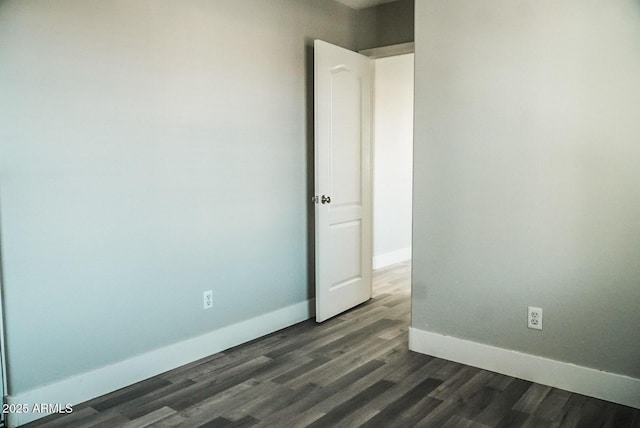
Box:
[330,70,362,205]
[329,220,362,287]
[314,40,373,323]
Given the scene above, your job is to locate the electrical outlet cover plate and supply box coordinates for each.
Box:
[203,290,213,310]
[528,306,542,330]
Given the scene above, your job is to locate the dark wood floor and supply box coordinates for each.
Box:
[27,262,639,428]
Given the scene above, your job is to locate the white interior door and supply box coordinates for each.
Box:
[314,40,373,323]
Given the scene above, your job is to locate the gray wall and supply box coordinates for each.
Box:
[413,0,640,378]
[358,0,414,50]
[0,0,357,394]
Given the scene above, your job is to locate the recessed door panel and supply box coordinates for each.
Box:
[329,220,362,289]
[330,71,362,207]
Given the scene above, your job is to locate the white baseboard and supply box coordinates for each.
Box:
[7,299,315,427]
[409,327,640,410]
[373,247,411,270]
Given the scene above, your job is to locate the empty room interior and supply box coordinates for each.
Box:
[0,0,639,427]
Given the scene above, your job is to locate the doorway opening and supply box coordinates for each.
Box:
[312,41,413,322]
[371,52,414,301]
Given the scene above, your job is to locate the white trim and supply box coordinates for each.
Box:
[409,327,640,410]
[7,299,315,427]
[360,42,415,59]
[373,247,411,270]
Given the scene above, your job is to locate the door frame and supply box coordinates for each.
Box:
[311,41,415,322]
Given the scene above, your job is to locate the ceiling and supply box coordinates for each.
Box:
[334,0,400,10]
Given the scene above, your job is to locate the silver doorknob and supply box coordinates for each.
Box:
[321,195,331,204]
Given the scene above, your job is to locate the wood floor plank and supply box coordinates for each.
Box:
[217,381,288,421]
[489,373,518,392]
[357,377,442,428]
[87,413,132,428]
[512,383,552,415]
[495,410,530,428]
[120,381,196,420]
[442,414,492,428]
[309,318,398,357]
[456,386,502,422]
[91,378,173,412]
[27,407,101,428]
[271,357,331,385]
[257,360,386,426]
[307,345,435,418]
[305,380,395,427]
[217,415,258,428]
[613,405,640,428]
[121,406,176,428]
[170,380,258,427]
[349,357,443,415]
[538,388,572,419]
[385,396,443,428]
[108,379,197,419]
[382,352,441,384]
[302,335,405,389]
[276,328,347,360]
[162,353,244,384]
[553,394,587,428]
[144,412,187,428]
[24,262,639,428]
[474,378,533,427]
[195,417,232,428]
[574,397,611,428]
[226,382,315,421]
[429,364,482,400]
[124,361,271,420]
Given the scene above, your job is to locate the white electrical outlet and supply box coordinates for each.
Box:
[528,306,543,330]
[203,290,213,310]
